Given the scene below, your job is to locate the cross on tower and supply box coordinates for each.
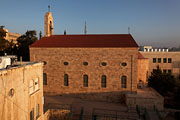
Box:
[48,5,50,12]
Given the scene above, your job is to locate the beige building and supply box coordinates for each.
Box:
[30,34,139,95]
[30,8,140,95]
[3,28,21,44]
[140,51,180,77]
[137,52,149,85]
[0,60,44,120]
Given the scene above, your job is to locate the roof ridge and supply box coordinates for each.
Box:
[30,34,138,48]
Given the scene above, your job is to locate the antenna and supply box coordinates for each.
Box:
[128,27,130,34]
[84,21,87,34]
[48,5,50,12]
[39,31,42,39]
[64,30,66,35]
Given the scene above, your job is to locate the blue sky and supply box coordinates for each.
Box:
[0,0,180,47]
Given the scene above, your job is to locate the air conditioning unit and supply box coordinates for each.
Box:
[0,57,11,69]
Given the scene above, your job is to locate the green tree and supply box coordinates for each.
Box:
[17,30,37,61]
[148,66,176,96]
[0,28,10,53]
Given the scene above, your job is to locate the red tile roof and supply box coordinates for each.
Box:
[30,34,138,48]
[138,52,147,59]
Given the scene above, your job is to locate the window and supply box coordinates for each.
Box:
[121,62,127,66]
[29,80,34,94]
[168,70,172,74]
[163,69,167,73]
[30,108,34,120]
[158,58,161,63]
[163,58,167,63]
[64,62,69,66]
[35,78,39,91]
[121,76,127,88]
[36,104,40,118]
[153,58,156,63]
[168,58,172,63]
[83,62,88,66]
[101,62,107,66]
[43,73,47,85]
[101,75,106,88]
[64,74,69,86]
[83,75,88,87]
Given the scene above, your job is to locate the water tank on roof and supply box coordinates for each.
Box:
[0,57,11,69]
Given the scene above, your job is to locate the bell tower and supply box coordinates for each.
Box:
[44,5,53,37]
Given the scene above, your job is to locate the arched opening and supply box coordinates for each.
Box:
[83,74,88,87]
[64,74,69,86]
[121,76,127,88]
[101,75,106,88]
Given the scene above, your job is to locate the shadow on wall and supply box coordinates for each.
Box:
[44,91,136,104]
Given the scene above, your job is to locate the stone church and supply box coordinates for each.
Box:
[30,9,139,95]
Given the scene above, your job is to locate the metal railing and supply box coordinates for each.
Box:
[144,108,150,120]
[79,107,84,120]
[154,106,162,120]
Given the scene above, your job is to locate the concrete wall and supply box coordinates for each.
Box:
[0,62,44,120]
[30,47,138,95]
[140,51,180,77]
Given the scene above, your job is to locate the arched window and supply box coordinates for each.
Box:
[121,76,127,88]
[83,74,88,87]
[101,75,106,88]
[64,74,69,86]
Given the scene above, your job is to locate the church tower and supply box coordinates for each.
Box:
[44,5,53,37]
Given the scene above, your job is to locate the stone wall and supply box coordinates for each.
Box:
[0,62,44,120]
[30,47,138,95]
[125,88,164,110]
[140,51,180,77]
[137,58,149,84]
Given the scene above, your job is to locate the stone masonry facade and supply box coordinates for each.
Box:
[137,58,149,84]
[30,47,138,95]
[0,62,44,120]
[140,51,180,77]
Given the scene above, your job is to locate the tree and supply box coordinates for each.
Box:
[148,66,176,96]
[0,28,10,53]
[17,30,38,61]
